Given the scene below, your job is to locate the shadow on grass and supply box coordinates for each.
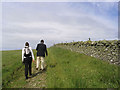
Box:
[29,68,47,79]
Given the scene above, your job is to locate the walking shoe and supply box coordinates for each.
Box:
[42,68,46,71]
[36,68,38,70]
[25,77,28,80]
[40,68,45,71]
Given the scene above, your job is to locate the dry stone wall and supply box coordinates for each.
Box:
[55,40,120,65]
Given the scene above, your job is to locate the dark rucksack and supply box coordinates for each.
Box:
[24,47,31,57]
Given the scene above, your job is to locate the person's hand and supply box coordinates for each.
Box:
[33,60,34,62]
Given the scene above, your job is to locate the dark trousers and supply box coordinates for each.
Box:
[24,57,32,78]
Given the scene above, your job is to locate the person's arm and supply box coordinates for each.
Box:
[30,47,35,61]
[22,48,24,62]
[36,44,38,51]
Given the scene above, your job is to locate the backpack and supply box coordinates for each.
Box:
[24,47,31,57]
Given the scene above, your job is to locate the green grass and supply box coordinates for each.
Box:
[2,47,120,88]
[2,50,23,87]
[2,50,36,88]
[46,46,119,88]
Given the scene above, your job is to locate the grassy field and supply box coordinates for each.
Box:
[46,47,119,88]
[2,50,37,88]
[2,47,120,88]
[2,50,25,88]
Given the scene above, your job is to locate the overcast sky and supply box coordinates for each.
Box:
[2,2,118,50]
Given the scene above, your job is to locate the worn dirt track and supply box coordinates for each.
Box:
[24,63,47,88]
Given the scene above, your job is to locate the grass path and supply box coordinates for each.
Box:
[23,63,46,88]
[7,60,47,88]
[2,50,47,88]
[2,47,119,88]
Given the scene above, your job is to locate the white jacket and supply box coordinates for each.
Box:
[22,46,35,62]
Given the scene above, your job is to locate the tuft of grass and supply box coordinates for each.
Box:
[46,47,119,88]
[2,50,23,87]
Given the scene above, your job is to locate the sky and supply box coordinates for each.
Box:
[2,2,118,50]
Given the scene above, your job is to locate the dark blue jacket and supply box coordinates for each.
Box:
[36,43,48,57]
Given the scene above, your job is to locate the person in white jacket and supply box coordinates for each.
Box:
[22,42,35,79]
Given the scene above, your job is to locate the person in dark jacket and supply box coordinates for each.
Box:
[36,40,48,70]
